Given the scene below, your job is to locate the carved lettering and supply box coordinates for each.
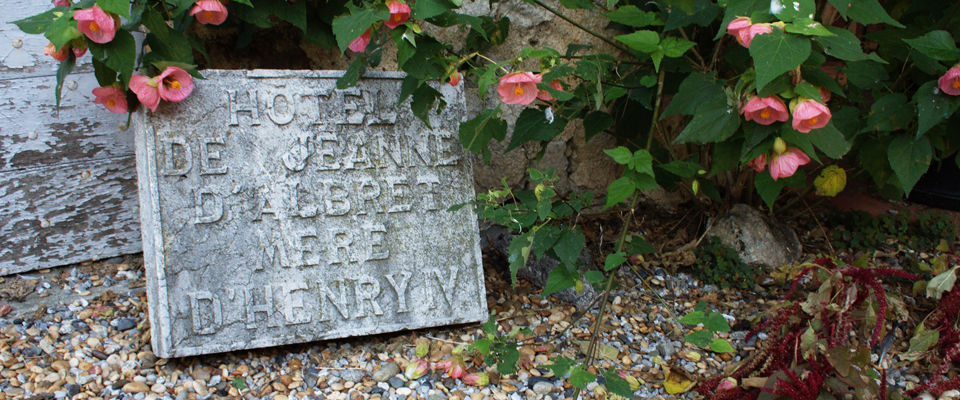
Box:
[318,279,350,321]
[260,239,291,270]
[366,224,389,260]
[299,229,321,267]
[434,131,460,166]
[328,228,354,264]
[354,274,384,318]
[200,137,228,175]
[267,93,296,125]
[228,90,261,126]
[188,291,222,335]
[386,176,412,213]
[295,183,320,218]
[281,282,311,325]
[417,173,441,211]
[282,133,313,172]
[356,177,381,215]
[194,188,224,224]
[385,271,411,313]
[343,135,373,170]
[244,286,277,329]
[323,180,351,216]
[430,267,460,309]
[161,137,192,176]
[316,130,341,171]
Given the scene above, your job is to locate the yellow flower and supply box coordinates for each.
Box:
[814,165,846,197]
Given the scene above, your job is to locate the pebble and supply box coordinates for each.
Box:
[397,387,413,396]
[123,381,151,393]
[373,363,401,382]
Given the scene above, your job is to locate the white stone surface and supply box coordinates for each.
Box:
[134,70,487,358]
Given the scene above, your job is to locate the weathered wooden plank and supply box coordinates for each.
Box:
[0,72,131,172]
[0,0,93,81]
[0,156,141,274]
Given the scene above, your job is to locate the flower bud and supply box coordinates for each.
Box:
[629,254,644,265]
[716,377,738,392]
[404,358,429,380]
[462,372,489,386]
[415,341,429,358]
[773,137,787,155]
[619,371,640,391]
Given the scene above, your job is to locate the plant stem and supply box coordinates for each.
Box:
[531,0,637,59]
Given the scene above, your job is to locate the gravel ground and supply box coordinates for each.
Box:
[0,252,921,400]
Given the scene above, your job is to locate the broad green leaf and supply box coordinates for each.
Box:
[709,338,736,353]
[88,30,136,87]
[44,13,82,51]
[800,66,845,97]
[614,30,659,53]
[604,176,635,208]
[569,367,597,388]
[808,123,851,159]
[794,82,823,103]
[544,357,576,377]
[584,111,614,141]
[703,312,731,332]
[554,228,585,269]
[97,0,130,18]
[866,93,912,132]
[497,346,520,375]
[828,0,904,27]
[412,0,456,20]
[410,84,441,128]
[661,73,723,118]
[521,48,562,58]
[604,252,627,271]
[678,311,704,325]
[532,225,561,259]
[140,9,169,43]
[627,235,657,255]
[683,330,714,348]
[659,160,700,178]
[536,82,573,100]
[559,0,596,9]
[507,231,535,285]
[459,107,506,163]
[337,51,368,89]
[904,30,960,61]
[770,0,813,22]
[12,9,61,34]
[331,3,390,53]
[660,37,696,57]
[604,147,633,165]
[673,97,740,144]
[844,60,889,89]
[603,370,634,397]
[816,26,887,63]
[470,338,492,355]
[662,0,695,14]
[888,135,931,196]
[915,81,960,137]
[506,108,566,151]
[926,267,958,299]
[91,58,117,88]
[542,265,577,297]
[231,378,247,390]
[629,150,654,176]
[749,28,811,89]
[784,18,835,36]
[907,328,939,353]
[603,6,661,27]
[755,171,785,210]
[54,53,76,111]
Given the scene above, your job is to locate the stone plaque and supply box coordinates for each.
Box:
[134,70,487,358]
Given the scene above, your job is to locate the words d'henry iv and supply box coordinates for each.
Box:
[134,70,488,358]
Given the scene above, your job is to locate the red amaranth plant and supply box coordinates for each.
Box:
[760,357,832,400]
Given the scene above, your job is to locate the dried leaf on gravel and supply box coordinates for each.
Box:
[664,368,696,394]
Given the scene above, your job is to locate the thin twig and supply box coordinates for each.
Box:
[531,0,638,59]
[425,335,471,346]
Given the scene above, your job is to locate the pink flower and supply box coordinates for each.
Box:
[769,147,810,181]
[156,67,194,102]
[72,41,88,58]
[497,71,542,105]
[404,358,429,380]
[716,377,737,392]
[727,17,752,46]
[384,0,410,29]
[791,97,831,132]
[740,23,772,48]
[92,85,128,114]
[53,0,71,7]
[462,373,489,386]
[437,354,466,379]
[748,153,766,172]
[743,95,789,125]
[129,74,161,112]
[536,80,563,101]
[819,86,831,103]
[939,66,960,96]
[190,0,228,25]
[348,29,371,53]
[74,5,117,44]
[44,43,69,61]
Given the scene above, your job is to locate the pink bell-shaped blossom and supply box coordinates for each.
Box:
[769,147,810,181]
[44,43,69,61]
[740,23,772,48]
[497,71,542,105]
[190,0,229,25]
[536,80,563,101]
[727,17,752,47]
[156,67,194,102]
[92,85,128,114]
[748,153,767,172]
[791,96,831,133]
[348,29,371,53]
[436,354,466,379]
[743,95,789,125]
[74,5,117,44]
[129,74,161,112]
[939,66,960,96]
[404,358,429,380]
[462,372,489,386]
[384,0,410,29]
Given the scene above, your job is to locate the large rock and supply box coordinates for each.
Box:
[134,70,487,358]
[707,204,802,268]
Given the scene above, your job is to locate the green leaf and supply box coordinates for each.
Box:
[542,265,577,297]
[659,160,700,178]
[703,312,731,332]
[231,378,247,390]
[554,228,585,268]
[866,93,912,132]
[12,9,61,34]
[459,107,506,163]
[627,235,657,255]
[482,312,497,333]
[54,53,76,111]
[926,267,958,299]
[497,346,520,375]
[888,135,931,196]
[411,84,441,129]
[629,149,654,176]
[800,66,845,97]
[544,357,576,377]
[559,0,596,9]
[96,0,130,18]
[584,111,614,141]
[794,82,823,103]
[604,252,627,271]
[143,29,193,64]
[604,147,633,165]
[915,81,960,137]
[662,0,695,14]
[506,108,566,151]
[614,30,659,53]
[603,370,635,397]
[673,97,740,144]
[532,225,561,259]
[808,122,851,159]
[784,18,835,36]
[816,26,887,63]
[845,60,889,90]
[603,6,661,27]
[904,30,960,61]
[88,30,136,87]
[44,13,82,51]
[507,231,535,285]
[470,338,492,355]
[771,0,814,22]
[140,9,169,43]
[678,311,704,325]
[709,338,736,353]
[584,270,604,285]
[660,36,696,57]
[569,367,597,389]
[331,3,390,53]
[749,28,811,89]
[683,330,714,348]
[412,0,456,20]
[91,58,117,87]
[907,328,940,353]
[661,72,724,118]
[604,176,635,208]
[537,82,573,100]
[755,171,785,210]
[827,0,904,27]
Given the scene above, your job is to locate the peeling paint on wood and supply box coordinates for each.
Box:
[0,1,93,80]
